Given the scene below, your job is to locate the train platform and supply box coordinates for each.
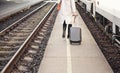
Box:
[0,0,43,20]
[37,1,114,73]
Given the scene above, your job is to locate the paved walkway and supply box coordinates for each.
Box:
[38,1,114,73]
[0,0,42,20]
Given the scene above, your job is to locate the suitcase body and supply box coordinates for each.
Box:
[69,27,81,44]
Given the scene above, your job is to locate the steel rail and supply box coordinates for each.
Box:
[0,2,48,36]
[1,2,57,73]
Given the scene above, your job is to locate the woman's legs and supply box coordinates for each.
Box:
[68,24,72,38]
[62,20,67,38]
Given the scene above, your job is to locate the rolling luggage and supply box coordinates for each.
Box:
[69,27,81,44]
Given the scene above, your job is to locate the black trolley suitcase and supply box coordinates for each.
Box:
[69,27,81,44]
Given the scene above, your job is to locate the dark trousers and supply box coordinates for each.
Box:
[62,21,67,37]
[68,24,72,38]
[62,24,72,38]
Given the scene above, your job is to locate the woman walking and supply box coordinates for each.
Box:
[59,0,78,38]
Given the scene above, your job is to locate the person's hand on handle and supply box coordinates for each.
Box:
[72,12,78,23]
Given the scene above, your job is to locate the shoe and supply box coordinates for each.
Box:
[62,34,65,38]
[67,35,69,38]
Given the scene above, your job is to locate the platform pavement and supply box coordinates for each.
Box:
[0,0,43,20]
[38,7,113,73]
[37,0,114,72]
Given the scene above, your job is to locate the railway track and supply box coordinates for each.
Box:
[76,3,120,73]
[0,2,57,73]
[11,8,58,73]
[0,1,44,31]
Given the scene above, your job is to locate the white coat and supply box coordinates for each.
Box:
[59,0,77,25]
